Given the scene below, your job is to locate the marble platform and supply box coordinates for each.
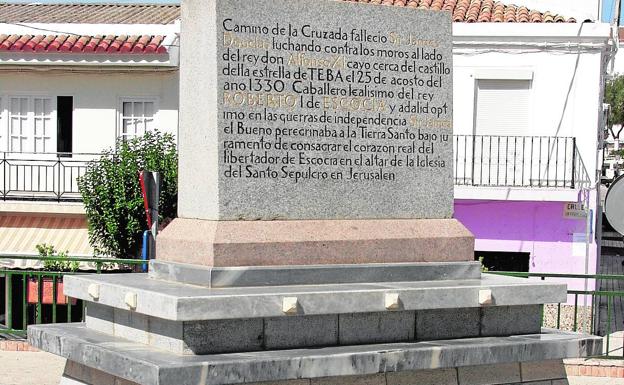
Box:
[29,261,601,385]
[148,260,482,287]
[62,271,566,320]
[31,324,600,385]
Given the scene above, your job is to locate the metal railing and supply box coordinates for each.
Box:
[488,271,624,359]
[454,135,591,189]
[0,137,592,202]
[0,152,100,202]
[0,255,145,336]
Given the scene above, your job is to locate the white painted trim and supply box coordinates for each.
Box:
[0,23,179,38]
[453,22,612,41]
[454,185,584,202]
[474,69,534,80]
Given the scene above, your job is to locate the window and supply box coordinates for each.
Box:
[7,96,56,153]
[57,96,73,154]
[475,79,531,136]
[120,99,156,140]
[9,97,29,152]
[472,80,532,185]
[33,97,53,152]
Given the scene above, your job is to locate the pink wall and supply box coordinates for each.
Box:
[454,199,598,295]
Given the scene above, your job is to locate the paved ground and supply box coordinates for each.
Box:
[0,350,623,385]
[0,350,65,385]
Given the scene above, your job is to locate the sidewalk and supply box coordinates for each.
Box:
[0,350,65,385]
[1,350,623,385]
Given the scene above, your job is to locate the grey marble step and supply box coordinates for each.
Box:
[64,273,566,321]
[28,323,602,385]
[148,260,482,287]
[85,302,543,355]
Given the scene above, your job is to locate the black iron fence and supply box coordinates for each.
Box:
[454,135,591,189]
[0,137,592,202]
[0,152,99,202]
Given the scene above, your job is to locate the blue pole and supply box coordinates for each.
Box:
[141,230,150,272]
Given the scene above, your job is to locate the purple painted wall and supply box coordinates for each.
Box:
[454,198,598,295]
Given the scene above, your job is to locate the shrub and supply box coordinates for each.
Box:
[78,131,178,258]
[37,243,79,272]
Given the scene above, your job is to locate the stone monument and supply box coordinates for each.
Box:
[29,0,601,384]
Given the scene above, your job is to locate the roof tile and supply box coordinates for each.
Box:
[0,4,180,24]
[0,1,577,25]
[0,34,168,54]
[345,0,575,22]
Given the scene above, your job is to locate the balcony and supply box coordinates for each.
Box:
[0,152,98,202]
[454,135,590,190]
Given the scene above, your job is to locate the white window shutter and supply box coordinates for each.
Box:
[475,79,530,136]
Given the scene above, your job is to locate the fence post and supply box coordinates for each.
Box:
[2,152,6,201]
[6,272,12,330]
[571,138,576,189]
[57,154,62,202]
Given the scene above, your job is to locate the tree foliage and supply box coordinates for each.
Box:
[78,131,178,258]
[605,75,624,138]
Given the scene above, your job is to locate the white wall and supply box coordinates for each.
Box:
[612,48,624,75]
[453,23,611,188]
[0,69,179,154]
[454,51,602,184]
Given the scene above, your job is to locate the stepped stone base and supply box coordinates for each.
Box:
[155,218,474,267]
[84,302,543,355]
[31,324,597,385]
[59,359,571,385]
[29,262,600,385]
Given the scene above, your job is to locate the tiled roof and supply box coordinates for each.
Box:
[0,1,575,26]
[345,0,576,22]
[0,34,168,54]
[0,4,180,25]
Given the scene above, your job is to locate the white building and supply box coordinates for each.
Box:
[0,4,179,257]
[0,1,615,285]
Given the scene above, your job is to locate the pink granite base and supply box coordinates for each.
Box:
[156,218,474,267]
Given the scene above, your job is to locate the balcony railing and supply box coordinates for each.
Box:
[0,137,592,203]
[0,152,99,202]
[454,135,591,189]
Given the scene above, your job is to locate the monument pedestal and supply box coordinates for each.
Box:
[29,261,601,385]
[26,0,602,383]
[155,218,474,266]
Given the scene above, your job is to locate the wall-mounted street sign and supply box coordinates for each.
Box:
[563,202,587,219]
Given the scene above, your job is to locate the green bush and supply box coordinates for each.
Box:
[37,243,79,272]
[78,131,178,258]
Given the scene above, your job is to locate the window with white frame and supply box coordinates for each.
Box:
[9,97,29,152]
[120,99,156,140]
[33,97,54,152]
[473,79,532,185]
[7,96,56,153]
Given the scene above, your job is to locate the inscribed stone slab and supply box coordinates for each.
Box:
[179,0,453,220]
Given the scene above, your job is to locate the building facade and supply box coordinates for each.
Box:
[0,2,615,287]
[0,4,179,260]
